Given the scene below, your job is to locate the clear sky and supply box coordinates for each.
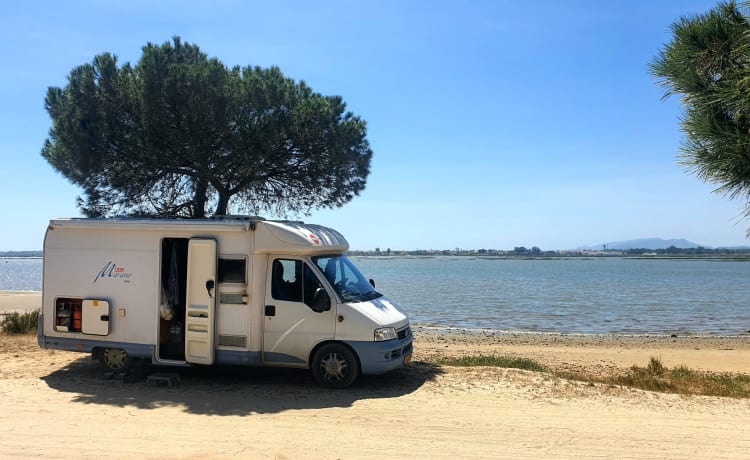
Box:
[1,0,747,251]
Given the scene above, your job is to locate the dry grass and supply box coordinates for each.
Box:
[432,354,547,372]
[0,333,39,353]
[553,356,750,398]
[426,354,750,398]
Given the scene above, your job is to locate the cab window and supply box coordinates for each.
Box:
[271,259,324,308]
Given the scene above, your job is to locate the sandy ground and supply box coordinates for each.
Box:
[2,291,750,458]
[0,290,43,313]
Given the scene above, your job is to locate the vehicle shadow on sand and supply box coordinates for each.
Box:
[41,357,443,415]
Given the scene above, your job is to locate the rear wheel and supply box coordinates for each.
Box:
[100,348,129,371]
[311,343,359,389]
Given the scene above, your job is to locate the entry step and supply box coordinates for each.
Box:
[146,372,181,388]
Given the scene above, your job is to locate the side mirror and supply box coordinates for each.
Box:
[369,278,375,288]
[311,288,331,312]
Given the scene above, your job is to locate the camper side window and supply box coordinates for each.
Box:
[218,257,246,284]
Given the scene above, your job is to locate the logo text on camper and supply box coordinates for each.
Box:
[93,261,132,284]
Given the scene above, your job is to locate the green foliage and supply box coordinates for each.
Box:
[42,37,372,218]
[651,2,750,229]
[609,357,750,398]
[434,355,548,372]
[0,310,40,335]
[701,373,750,398]
[432,353,750,398]
[646,356,666,376]
[612,357,674,392]
[670,364,696,380]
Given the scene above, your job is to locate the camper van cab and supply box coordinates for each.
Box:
[38,217,412,388]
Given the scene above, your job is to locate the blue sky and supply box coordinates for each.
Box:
[1,0,747,251]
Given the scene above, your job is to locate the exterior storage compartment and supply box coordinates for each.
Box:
[82,299,110,336]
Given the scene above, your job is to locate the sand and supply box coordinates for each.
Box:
[1,291,749,458]
[0,290,42,313]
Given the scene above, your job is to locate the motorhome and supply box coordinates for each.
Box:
[38,217,412,388]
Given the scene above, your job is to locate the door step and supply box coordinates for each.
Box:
[146,372,181,388]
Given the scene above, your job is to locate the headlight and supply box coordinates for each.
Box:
[373,327,397,341]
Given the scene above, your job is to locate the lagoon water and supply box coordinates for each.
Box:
[3,256,749,335]
[0,258,43,291]
[352,256,750,336]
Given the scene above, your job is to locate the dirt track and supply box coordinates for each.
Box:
[2,334,749,459]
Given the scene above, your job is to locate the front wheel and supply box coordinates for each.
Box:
[311,343,360,389]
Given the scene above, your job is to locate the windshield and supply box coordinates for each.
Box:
[313,255,382,303]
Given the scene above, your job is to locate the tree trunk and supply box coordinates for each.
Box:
[215,190,230,216]
[193,177,208,218]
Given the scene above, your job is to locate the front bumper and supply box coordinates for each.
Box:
[345,326,413,375]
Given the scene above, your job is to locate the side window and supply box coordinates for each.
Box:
[303,264,324,308]
[218,257,246,284]
[271,259,325,309]
[272,259,302,302]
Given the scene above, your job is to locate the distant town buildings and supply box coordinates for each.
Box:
[347,246,750,258]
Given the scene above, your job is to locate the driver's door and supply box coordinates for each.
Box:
[263,257,335,365]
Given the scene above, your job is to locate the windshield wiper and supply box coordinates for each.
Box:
[365,291,382,300]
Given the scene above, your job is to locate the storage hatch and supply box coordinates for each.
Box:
[82,299,110,336]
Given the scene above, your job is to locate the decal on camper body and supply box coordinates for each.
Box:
[93,261,132,284]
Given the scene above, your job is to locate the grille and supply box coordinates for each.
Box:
[397,326,411,340]
[386,342,413,360]
[218,335,247,348]
[220,292,246,305]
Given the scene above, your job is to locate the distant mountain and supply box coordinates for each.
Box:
[581,238,704,251]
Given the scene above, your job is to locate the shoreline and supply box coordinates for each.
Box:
[2,291,749,340]
[414,324,750,340]
[413,327,750,376]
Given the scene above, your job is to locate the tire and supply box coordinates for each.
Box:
[100,348,130,371]
[311,343,360,389]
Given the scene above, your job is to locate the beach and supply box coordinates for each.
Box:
[0,290,44,313]
[2,291,750,458]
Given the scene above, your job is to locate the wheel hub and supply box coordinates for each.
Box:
[322,353,347,380]
[103,348,128,370]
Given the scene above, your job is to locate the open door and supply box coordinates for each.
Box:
[185,239,217,365]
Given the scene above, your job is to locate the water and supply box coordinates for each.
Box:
[3,256,749,335]
[352,256,750,336]
[0,258,43,291]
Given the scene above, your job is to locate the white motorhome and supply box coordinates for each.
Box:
[38,217,412,388]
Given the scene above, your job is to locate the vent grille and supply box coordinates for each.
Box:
[220,292,246,305]
[218,335,247,348]
[397,326,411,340]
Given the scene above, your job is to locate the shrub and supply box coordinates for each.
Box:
[646,356,666,376]
[434,355,547,372]
[0,310,40,335]
[608,357,750,398]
